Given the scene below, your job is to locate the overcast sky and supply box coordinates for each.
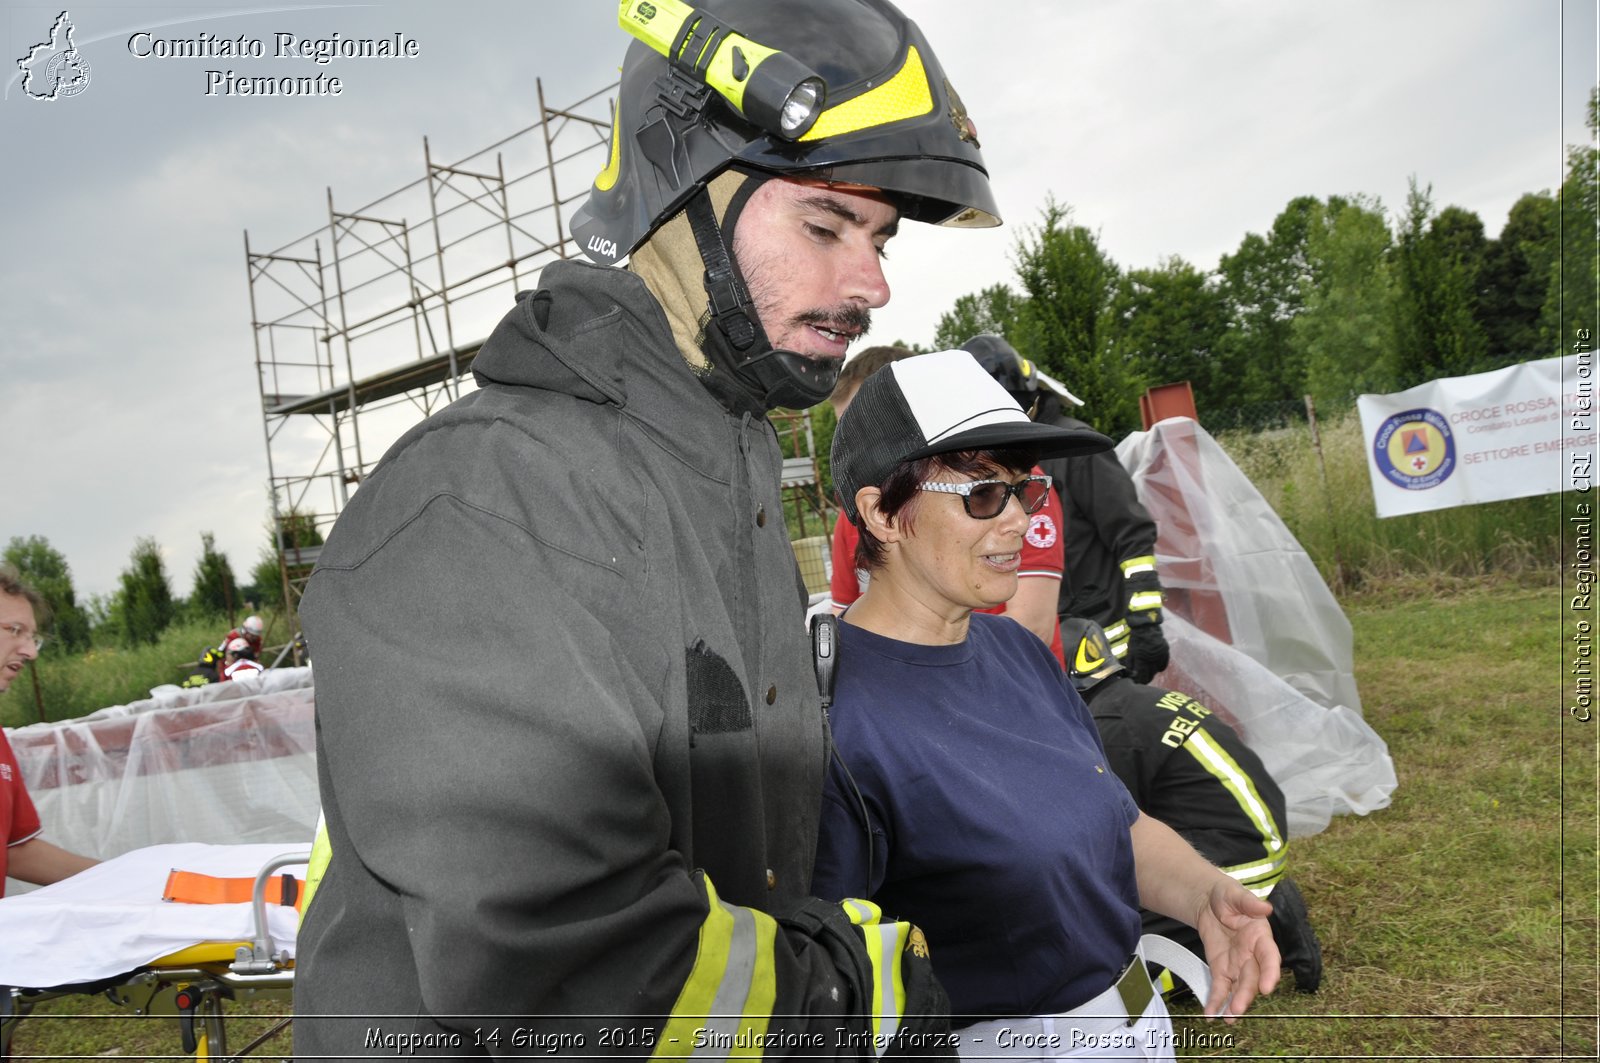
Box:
[1,1,1594,603]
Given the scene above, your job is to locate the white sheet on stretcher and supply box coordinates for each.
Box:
[0,842,305,989]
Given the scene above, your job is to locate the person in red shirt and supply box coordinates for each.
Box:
[1,564,98,896]
[825,347,1069,665]
[217,614,265,659]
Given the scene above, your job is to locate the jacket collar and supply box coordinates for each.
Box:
[472,259,765,475]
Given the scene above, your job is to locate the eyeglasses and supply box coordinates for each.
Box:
[916,475,1053,519]
[2,623,45,652]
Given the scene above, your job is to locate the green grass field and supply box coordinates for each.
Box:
[4,574,1591,1059]
[1163,574,1594,1059]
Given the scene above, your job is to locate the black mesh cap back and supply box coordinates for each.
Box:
[830,366,923,524]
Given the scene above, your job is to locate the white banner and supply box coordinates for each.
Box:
[1356,355,1597,518]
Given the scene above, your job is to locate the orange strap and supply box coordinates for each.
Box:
[163,869,304,912]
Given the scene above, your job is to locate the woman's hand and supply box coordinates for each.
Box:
[1190,875,1279,1021]
[1130,812,1280,1021]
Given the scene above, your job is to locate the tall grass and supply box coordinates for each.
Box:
[1216,408,1560,591]
[1,615,225,729]
[1176,575,1590,1058]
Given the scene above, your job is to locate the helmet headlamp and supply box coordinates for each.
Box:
[620,0,826,141]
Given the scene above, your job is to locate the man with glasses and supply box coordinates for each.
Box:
[0,564,98,896]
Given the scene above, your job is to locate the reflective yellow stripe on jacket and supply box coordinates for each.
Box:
[1119,555,1158,578]
[1127,591,1164,613]
[654,875,778,1059]
[841,898,907,1057]
[301,813,331,924]
[1180,730,1287,893]
[1102,619,1130,658]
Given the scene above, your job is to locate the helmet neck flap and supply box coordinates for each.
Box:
[631,170,841,414]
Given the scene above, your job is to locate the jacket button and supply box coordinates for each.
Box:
[756,506,767,528]
[766,685,777,705]
[766,869,777,890]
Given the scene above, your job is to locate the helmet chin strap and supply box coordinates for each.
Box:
[683,184,841,413]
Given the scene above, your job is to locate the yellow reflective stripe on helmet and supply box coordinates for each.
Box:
[1128,591,1164,613]
[799,46,933,142]
[1120,555,1157,577]
[595,107,624,192]
[1182,731,1285,858]
[301,813,331,925]
[1073,639,1107,674]
[840,899,906,1056]
[653,876,777,1059]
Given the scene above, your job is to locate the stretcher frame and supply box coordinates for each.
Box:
[1,851,306,1061]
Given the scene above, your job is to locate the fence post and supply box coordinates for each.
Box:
[28,660,45,724]
[1305,394,1349,592]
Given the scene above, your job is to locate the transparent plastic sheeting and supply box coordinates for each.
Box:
[1118,419,1397,836]
[6,668,318,895]
[1156,614,1395,837]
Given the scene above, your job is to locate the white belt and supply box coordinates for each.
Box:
[1057,935,1208,1026]
[1138,935,1210,1011]
[955,938,1198,1060]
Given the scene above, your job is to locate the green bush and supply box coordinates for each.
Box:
[114,537,178,647]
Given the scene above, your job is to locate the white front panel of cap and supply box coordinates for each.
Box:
[893,349,1030,446]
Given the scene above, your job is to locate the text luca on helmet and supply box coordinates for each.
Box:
[294,0,1004,1056]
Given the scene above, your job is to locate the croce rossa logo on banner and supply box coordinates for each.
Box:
[1372,407,1456,491]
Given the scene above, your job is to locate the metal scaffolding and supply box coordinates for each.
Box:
[244,79,615,627]
[245,78,834,631]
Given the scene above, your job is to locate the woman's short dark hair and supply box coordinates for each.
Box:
[853,446,1039,572]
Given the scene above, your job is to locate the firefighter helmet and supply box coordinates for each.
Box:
[572,0,999,264]
[962,333,1085,408]
[962,333,1038,395]
[1062,617,1126,692]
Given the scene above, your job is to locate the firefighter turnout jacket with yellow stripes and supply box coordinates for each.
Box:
[1035,412,1163,659]
[296,261,947,1059]
[1084,675,1288,897]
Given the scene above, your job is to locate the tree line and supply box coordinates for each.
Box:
[3,511,323,656]
[922,90,1598,438]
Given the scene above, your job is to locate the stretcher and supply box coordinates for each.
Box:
[0,843,307,1061]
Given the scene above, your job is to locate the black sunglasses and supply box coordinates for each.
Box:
[916,475,1053,519]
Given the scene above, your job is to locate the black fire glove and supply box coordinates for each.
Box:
[1125,622,1170,684]
[779,897,957,1060]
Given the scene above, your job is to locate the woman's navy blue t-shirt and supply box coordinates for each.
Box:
[811,612,1142,1020]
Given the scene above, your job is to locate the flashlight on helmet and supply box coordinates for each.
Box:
[620,0,826,140]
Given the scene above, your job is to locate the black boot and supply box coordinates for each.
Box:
[1268,877,1322,992]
